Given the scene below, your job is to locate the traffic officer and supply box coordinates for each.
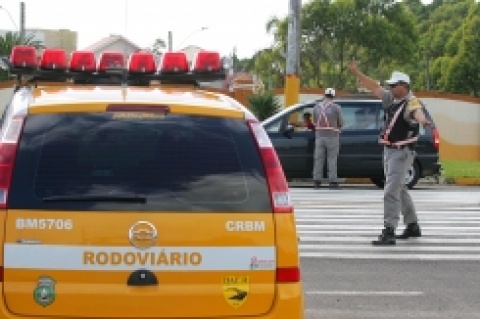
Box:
[347,61,431,245]
[312,88,344,189]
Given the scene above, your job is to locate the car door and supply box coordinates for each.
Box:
[338,101,384,178]
[264,104,316,179]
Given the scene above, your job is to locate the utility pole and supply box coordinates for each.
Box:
[168,31,172,51]
[285,0,301,108]
[19,2,25,43]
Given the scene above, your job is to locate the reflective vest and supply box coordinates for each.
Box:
[379,100,419,147]
[315,100,340,132]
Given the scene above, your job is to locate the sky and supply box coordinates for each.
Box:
[1,0,433,59]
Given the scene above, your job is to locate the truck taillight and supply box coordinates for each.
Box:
[0,117,24,209]
[432,128,440,151]
[247,120,292,213]
[276,267,301,283]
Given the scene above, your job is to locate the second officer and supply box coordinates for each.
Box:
[312,88,344,189]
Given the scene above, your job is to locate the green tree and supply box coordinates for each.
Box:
[252,13,288,90]
[297,0,419,90]
[418,0,473,90]
[0,31,44,55]
[300,0,334,87]
[247,91,281,121]
[245,0,477,95]
[443,3,480,96]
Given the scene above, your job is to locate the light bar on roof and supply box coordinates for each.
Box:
[128,52,156,74]
[40,48,67,70]
[10,45,37,69]
[7,46,227,84]
[97,51,125,72]
[159,52,189,74]
[69,50,96,72]
[192,51,221,73]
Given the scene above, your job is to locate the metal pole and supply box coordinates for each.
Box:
[285,0,301,108]
[168,31,172,51]
[19,2,25,43]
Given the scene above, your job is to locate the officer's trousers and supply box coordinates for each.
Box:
[383,147,418,228]
[313,136,340,183]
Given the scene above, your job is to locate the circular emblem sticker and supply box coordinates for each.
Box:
[33,276,56,307]
[129,221,157,249]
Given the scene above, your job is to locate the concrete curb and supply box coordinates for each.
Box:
[447,177,480,186]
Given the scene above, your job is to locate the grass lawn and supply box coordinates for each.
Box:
[441,160,480,179]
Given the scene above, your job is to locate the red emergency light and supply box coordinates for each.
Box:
[40,48,67,70]
[10,45,37,69]
[192,51,221,73]
[128,52,156,74]
[159,52,189,74]
[69,50,96,72]
[7,46,227,85]
[97,51,125,72]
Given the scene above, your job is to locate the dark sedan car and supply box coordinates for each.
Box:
[262,96,442,189]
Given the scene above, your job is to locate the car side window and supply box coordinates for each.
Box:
[379,107,385,131]
[287,105,315,133]
[264,117,283,133]
[342,103,379,130]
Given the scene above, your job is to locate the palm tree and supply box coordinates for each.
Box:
[0,31,44,55]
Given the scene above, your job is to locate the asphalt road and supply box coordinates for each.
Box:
[292,185,480,319]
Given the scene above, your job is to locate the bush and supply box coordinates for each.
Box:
[247,91,281,121]
[0,70,9,82]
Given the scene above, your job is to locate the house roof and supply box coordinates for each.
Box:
[83,34,142,51]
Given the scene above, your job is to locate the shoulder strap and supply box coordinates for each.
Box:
[379,100,407,144]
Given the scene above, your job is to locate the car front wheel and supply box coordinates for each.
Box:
[370,161,421,189]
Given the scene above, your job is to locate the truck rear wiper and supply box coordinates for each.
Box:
[42,194,147,204]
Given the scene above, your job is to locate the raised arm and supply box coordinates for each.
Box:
[347,60,384,99]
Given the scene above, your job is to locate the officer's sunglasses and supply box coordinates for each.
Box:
[389,82,407,89]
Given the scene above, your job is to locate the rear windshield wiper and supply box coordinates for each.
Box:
[42,194,147,204]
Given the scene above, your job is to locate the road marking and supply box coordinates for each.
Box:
[299,244,480,252]
[292,188,480,261]
[305,290,424,296]
[299,236,480,244]
[300,252,480,260]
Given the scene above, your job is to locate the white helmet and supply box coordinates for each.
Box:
[325,87,336,97]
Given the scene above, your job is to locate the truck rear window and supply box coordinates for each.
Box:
[9,112,271,212]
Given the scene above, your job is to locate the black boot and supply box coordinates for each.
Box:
[396,223,421,239]
[372,227,396,245]
[329,182,340,189]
